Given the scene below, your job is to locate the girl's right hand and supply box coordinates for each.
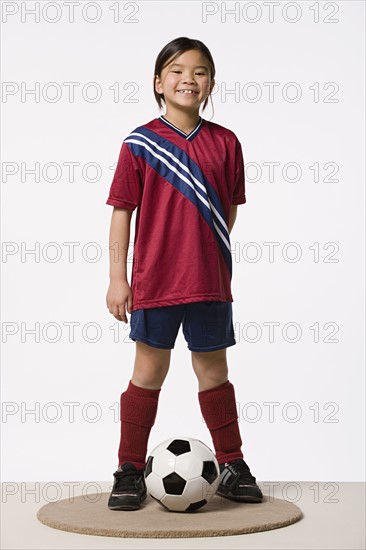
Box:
[106,280,133,323]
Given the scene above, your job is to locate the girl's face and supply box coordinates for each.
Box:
[155,49,215,113]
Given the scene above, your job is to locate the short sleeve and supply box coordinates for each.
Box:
[106,141,143,211]
[232,139,246,205]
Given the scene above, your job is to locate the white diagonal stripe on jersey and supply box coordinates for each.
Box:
[130,132,229,239]
[213,219,231,251]
[125,135,231,254]
[125,137,210,209]
[125,132,231,247]
[128,132,229,233]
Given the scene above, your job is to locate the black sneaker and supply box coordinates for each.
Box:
[108,462,147,511]
[217,459,263,502]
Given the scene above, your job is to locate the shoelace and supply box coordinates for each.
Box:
[113,469,143,492]
[225,460,256,484]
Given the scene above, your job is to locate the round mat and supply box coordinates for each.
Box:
[37,492,303,538]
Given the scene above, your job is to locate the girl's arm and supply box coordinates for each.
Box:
[106,207,133,322]
[228,205,238,234]
[108,207,133,281]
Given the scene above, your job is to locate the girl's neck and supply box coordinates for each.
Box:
[162,109,201,135]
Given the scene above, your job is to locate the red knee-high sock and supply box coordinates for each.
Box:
[118,380,161,470]
[198,380,243,464]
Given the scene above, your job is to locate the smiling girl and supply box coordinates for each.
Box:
[106,36,262,511]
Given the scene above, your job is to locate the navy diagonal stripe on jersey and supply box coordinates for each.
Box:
[126,131,233,279]
[128,128,229,238]
[125,131,232,277]
[124,127,233,277]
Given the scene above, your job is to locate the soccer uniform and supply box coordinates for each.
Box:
[108,118,262,497]
[106,115,246,316]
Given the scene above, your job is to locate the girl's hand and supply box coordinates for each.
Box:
[106,280,133,323]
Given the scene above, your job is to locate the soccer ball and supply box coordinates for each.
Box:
[144,437,220,512]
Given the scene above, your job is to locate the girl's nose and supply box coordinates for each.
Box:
[182,76,195,84]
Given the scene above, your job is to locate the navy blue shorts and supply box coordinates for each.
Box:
[129,301,236,352]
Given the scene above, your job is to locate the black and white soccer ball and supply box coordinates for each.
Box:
[144,437,220,512]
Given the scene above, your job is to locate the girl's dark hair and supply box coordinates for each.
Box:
[153,37,215,114]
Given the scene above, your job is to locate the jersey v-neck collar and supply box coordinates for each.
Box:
[158,115,204,142]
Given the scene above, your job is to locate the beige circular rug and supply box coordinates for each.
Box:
[37,492,303,538]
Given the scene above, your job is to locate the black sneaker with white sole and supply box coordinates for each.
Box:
[108,462,147,511]
[217,459,263,502]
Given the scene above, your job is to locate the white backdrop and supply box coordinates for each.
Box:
[1,1,364,485]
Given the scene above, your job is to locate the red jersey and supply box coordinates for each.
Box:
[106,115,246,311]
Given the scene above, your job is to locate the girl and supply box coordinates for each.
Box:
[106,36,262,511]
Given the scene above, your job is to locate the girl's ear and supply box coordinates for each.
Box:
[155,74,162,93]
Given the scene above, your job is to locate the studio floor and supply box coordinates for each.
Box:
[1,481,365,549]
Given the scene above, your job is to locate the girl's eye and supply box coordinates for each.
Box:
[172,71,206,75]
